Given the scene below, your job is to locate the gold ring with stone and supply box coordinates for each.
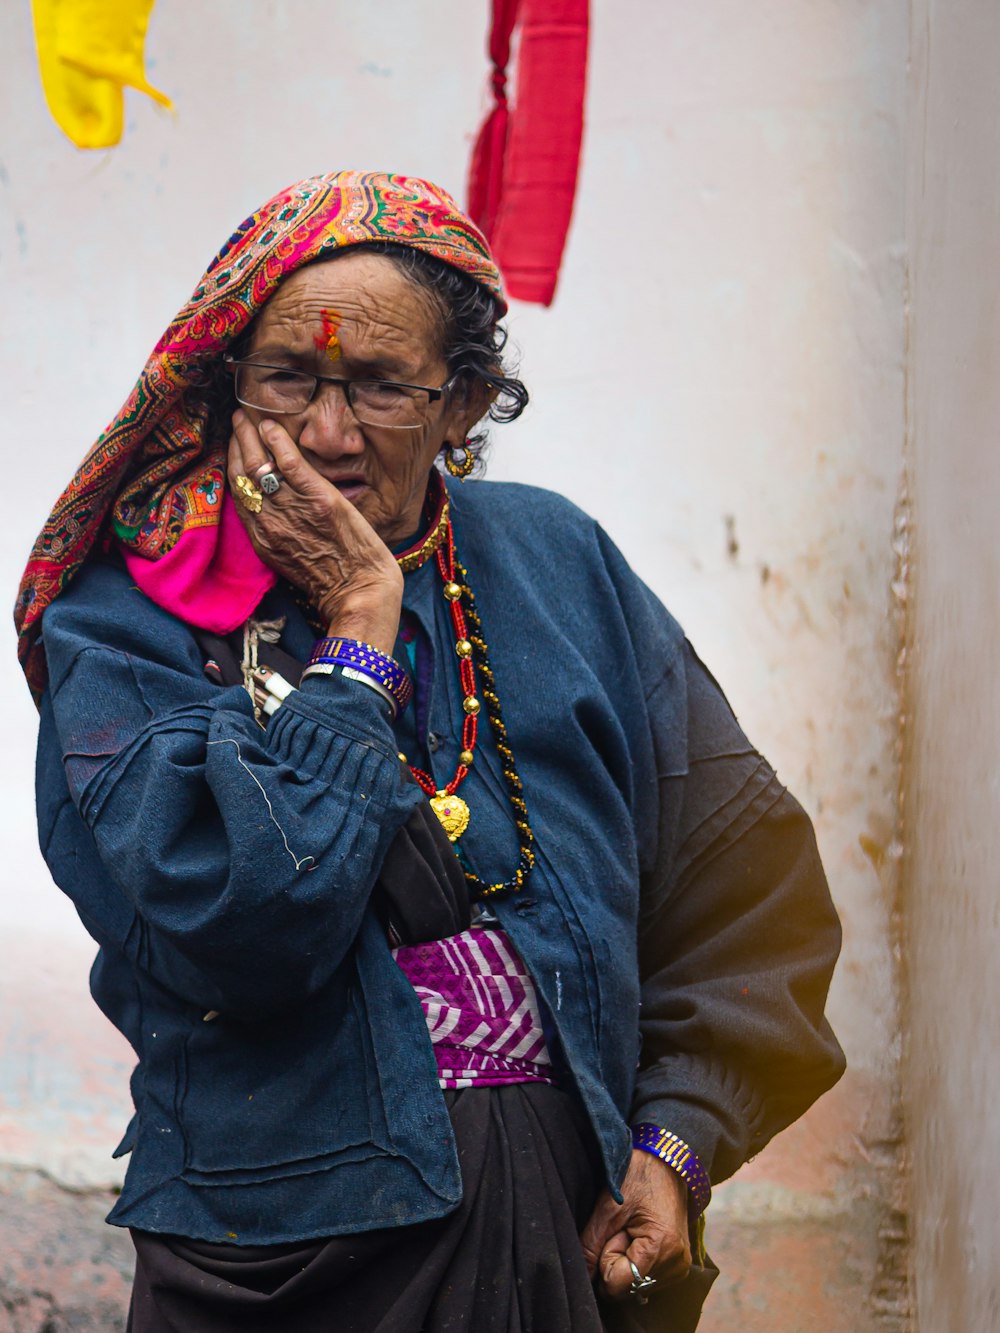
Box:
[234,475,263,514]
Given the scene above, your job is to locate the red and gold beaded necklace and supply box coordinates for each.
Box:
[295,473,535,898]
[394,477,535,898]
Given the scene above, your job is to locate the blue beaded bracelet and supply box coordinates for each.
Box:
[306,638,413,714]
[631,1123,712,1218]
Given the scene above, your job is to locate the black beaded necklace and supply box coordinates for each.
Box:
[290,478,536,899]
[451,556,536,899]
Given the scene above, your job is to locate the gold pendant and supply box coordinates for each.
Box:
[429,790,471,842]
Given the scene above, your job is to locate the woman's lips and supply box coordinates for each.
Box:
[329,477,369,502]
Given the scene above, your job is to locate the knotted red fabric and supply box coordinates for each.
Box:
[468,0,589,307]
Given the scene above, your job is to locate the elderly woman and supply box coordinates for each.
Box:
[17,172,843,1333]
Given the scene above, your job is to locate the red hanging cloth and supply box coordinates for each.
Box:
[467,0,589,307]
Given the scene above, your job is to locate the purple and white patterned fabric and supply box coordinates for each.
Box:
[392,928,554,1089]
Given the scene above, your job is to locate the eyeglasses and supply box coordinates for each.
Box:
[223,355,451,431]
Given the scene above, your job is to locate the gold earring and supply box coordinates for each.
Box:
[443,440,475,480]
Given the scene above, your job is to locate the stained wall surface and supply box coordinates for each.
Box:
[1,2,908,1328]
[903,2,1000,1329]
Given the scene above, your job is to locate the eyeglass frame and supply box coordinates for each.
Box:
[222,353,456,429]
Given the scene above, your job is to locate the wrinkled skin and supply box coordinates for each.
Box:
[581,1149,692,1301]
[227,250,691,1295]
[227,250,485,653]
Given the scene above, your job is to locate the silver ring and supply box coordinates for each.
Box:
[627,1259,657,1305]
[257,470,282,496]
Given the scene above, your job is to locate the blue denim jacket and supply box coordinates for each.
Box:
[35,480,843,1243]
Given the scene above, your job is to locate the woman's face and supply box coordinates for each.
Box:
[239,251,473,544]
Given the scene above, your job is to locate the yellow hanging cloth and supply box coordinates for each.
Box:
[31,0,172,149]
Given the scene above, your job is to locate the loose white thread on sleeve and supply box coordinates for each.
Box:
[207,738,316,871]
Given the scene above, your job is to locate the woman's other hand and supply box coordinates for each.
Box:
[229,409,403,655]
[580,1148,692,1299]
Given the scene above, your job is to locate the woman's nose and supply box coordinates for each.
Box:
[299,380,364,455]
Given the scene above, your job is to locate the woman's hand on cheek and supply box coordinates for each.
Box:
[228,412,403,655]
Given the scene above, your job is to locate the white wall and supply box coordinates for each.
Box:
[2,1,908,1323]
[903,3,1000,1329]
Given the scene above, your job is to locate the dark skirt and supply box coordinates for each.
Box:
[128,1084,716,1333]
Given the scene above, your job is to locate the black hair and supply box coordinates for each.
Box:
[193,242,528,472]
[359,242,528,466]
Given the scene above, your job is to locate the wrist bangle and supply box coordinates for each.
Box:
[301,661,398,719]
[631,1123,712,1218]
[306,638,412,715]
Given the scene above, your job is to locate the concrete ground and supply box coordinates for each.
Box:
[0,1167,131,1333]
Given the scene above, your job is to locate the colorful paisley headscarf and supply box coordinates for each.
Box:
[15,171,505,702]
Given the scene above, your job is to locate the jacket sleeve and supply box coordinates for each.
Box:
[37,565,425,1020]
[629,640,846,1186]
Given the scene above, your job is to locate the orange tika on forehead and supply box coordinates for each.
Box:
[314,309,342,362]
